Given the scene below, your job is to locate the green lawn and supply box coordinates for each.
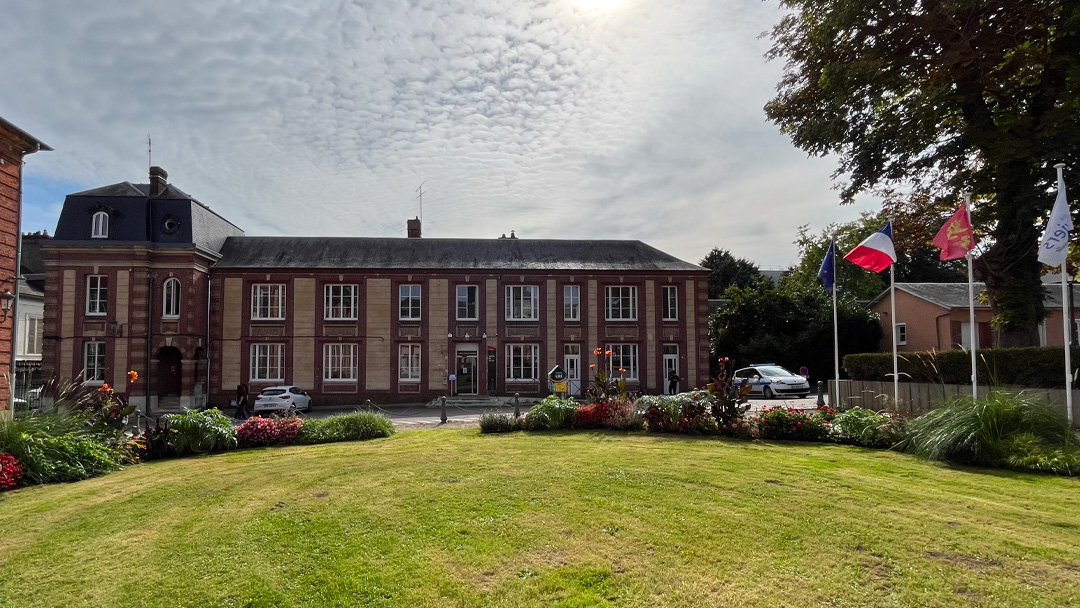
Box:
[1,430,1079,608]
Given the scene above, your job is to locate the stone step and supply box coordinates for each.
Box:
[424,395,543,409]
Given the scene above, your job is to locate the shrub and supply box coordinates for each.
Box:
[576,401,613,429]
[830,407,906,448]
[238,415,303,447]
[163,409,237,456]
[0,453,23,490]
[479,412,519,434]
[674,391,718,435]
[0,413,122,484]
[639,395,679,433]
[299,412,395,444]
[524,396,579,430]
[997,433,1080,476]
[752,407,829,441]
[602,399,645,431]
[844,347,1080,387]
[902,392,1077,469]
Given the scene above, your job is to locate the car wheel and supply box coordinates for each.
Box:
[763,386,774,399]
[303,399,312,412]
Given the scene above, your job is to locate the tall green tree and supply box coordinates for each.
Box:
[765,0,1080,346]
[711,278,883,383]
[788,210,967,301]
[701,248,760,298]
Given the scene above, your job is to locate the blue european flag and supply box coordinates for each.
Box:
[817,241,835,293]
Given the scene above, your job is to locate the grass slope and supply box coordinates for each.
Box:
[1,430,1079,607]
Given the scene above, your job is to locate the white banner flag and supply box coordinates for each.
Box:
[1039,173,1073,266]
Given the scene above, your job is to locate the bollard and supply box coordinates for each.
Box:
[816,381,826,407]
[513,393,520,418]
[440,395,447,423]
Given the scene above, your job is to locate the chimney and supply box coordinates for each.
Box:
[149,166,168,197]
[407,216,422,238]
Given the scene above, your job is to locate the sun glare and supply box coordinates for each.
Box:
[572,0,625,12]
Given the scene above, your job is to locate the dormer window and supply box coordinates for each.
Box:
[91,211,109,238]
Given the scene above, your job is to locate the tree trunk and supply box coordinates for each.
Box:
[977,161,1047,348]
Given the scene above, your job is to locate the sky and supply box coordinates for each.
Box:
[1,0,879,268]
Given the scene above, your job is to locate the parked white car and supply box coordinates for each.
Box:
[253,386,312,413]
[733,364,811,399]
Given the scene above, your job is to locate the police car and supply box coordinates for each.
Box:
[733,364,811,399]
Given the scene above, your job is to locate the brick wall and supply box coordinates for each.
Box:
[0,134,25,410]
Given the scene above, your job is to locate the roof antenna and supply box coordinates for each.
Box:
[415,181,426,223]
[148,134,152,172]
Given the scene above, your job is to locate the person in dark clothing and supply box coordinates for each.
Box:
[234,384,250,420]
[667,370,680,395]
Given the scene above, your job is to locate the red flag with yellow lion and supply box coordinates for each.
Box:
[932,204,976,261]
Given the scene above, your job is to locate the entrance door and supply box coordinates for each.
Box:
[663,344,679,394]
[564,344,581,396]
[156,346,182,397]
[456,345,479,395]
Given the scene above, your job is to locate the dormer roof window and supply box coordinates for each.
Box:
[91,211,109,239]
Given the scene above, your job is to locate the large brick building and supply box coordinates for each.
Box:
[0,117,50,414]
[43,169,709,411]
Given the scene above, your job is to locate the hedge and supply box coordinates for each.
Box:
[844,347,1080,388]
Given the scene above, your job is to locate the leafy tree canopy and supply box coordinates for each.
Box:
[786,209,967,301]
[765,0,1080,346]
[700,248,760,298]
[711,278,883,384]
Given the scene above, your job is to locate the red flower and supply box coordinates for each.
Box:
[0,453,23,490]
[97,384,111,393]
[128,370,139,383]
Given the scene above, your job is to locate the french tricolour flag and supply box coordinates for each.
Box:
[844,222,896,273]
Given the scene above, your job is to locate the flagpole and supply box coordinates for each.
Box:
[832,238,840,391]
[964,192,978,401]
[1057,163,1074,427]
[890,246,899,405]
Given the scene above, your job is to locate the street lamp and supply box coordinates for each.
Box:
[0,289,14,322]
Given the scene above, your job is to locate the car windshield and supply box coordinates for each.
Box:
[260,389,287,396]
[757,366,796,377]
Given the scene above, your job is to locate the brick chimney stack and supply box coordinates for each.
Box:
[407,216,421,238]
[149,166,168,197]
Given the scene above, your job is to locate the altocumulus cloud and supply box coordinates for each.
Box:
[1,0,876,267]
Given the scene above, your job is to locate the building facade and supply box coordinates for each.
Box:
[0,117,50,414]
[43,170,710,410]
[871,282,1080,353]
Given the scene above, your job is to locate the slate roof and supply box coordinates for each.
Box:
[214,237,705,272]
[70,181,195,200]
[53,180,243,255]
[870,282,1080,309]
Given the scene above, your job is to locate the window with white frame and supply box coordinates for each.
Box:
[399,344,421,381]
[163,278,181,318]
[505,344,540,380]
[606,343,639,380]
[563,285,580,321]
[91,211,109,238]
[456,285,478,321]
[84,342,106,382]
[250,343,285,381]
[324,284,359,320]
[662,285,678,321]
[896,323,908,346]
[506,285,539,321]
[399,285,422,321]
[323,343,357,381]
[25,316,42,356]
[251,284,286,320]
[86,275,108,316]
[605,286,637,321]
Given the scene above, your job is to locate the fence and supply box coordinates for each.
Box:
[829,379,1079,427]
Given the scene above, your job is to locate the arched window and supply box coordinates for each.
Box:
[163,278,180,318]
[91,211,109,238]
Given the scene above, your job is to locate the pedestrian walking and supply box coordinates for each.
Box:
[667,370,680,395]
